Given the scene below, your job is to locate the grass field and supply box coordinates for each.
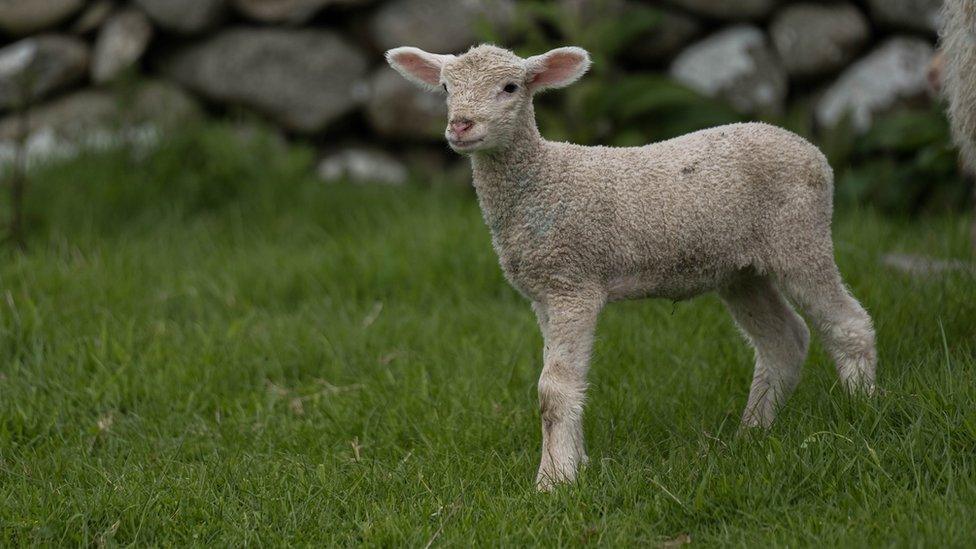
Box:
[1,125,975,546]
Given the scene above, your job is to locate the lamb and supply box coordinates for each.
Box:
[938,0,976,246]
[385,44,877,491]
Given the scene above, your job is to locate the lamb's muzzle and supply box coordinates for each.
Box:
[386,43,878,491]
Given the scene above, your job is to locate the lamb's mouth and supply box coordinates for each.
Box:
[448,137,484,150]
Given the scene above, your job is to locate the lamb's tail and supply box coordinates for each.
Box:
[813,147,834,191]
[940,0,976,174]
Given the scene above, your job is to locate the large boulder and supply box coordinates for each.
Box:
[866,0,942,34]
[816,38,935,132]
[91,8,154,84]
[233,0,368,24]
[770,3,870,79]
[0,80,200,142]
[163,28,368,134]
[0,80,200,165]
[0,35,89,111]
[370,0,515,54]
[128,80,203,126]
[663,0,777,21]
[0,0,84,36]
[366,68,446,140]
[133,0,225,34]
[71,0,115,35]
[670,26,787,115]
[317,148,409,185]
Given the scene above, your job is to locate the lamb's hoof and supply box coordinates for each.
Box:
[842,378,877,397]
[535,475,559,492]
[738,410,775,433]
[535,470,572,492]
[535,455,586,492]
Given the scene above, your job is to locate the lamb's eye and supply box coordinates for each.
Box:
[503,83,518,93]
[442,83,447,92]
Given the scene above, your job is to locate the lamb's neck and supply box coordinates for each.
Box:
[469,113,548,233]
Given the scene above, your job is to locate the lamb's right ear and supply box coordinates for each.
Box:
[385,47,455,90]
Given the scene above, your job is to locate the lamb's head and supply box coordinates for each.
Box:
[385,44,590,153]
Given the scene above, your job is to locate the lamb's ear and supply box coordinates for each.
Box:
[524,47,591,93]
[385,47,454,90]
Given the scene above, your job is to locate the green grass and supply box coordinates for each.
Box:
[1,124,975,546]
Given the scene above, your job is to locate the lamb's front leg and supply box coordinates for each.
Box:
[534,293,604,491]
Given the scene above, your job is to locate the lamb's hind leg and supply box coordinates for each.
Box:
[780,261,877,394]
[534,292,604,491]
[720,275,810,428]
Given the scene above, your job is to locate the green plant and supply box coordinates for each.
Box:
[828,105,970,215]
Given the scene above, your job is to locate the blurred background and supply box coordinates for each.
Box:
[4,4,976,542]
[0,0,969,218]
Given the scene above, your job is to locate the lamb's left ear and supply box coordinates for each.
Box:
[385,46,455,91]
[525,47,591,93]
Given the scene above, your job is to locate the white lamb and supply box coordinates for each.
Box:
[939,0,976,247]
[385,44,877,490]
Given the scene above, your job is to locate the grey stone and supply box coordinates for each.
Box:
[370,0,515,54]
[770,3,870,79]
[232,0,367,24]
[670,26,787,115]
[72,0,115,35]
[0,80,200,141]
[816,38,935,132]
[0,90,115,143]
[133,0,225,34]
[366,68,447,140]
[663,0,777,21]
[0,80,200,165]
[126,79,202,127]
[0,35,89,111]
[163,28,368,134]
[867,0,942,33]
[317,148,408,185]
[0,0,84,36]
[91,8,153,84]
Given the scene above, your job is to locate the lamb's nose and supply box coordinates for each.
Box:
[450,118,474,135]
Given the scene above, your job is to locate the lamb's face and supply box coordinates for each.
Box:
[386,44,591,155]
[439,47,529,153]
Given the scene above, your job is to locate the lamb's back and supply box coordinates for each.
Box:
[540,122,834,299]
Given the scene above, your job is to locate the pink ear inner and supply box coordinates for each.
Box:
[529,50,586,89]
[391,51,441,86]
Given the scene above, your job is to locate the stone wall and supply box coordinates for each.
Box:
[0,0,943,184]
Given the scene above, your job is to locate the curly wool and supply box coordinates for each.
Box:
[472,118,835,304]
